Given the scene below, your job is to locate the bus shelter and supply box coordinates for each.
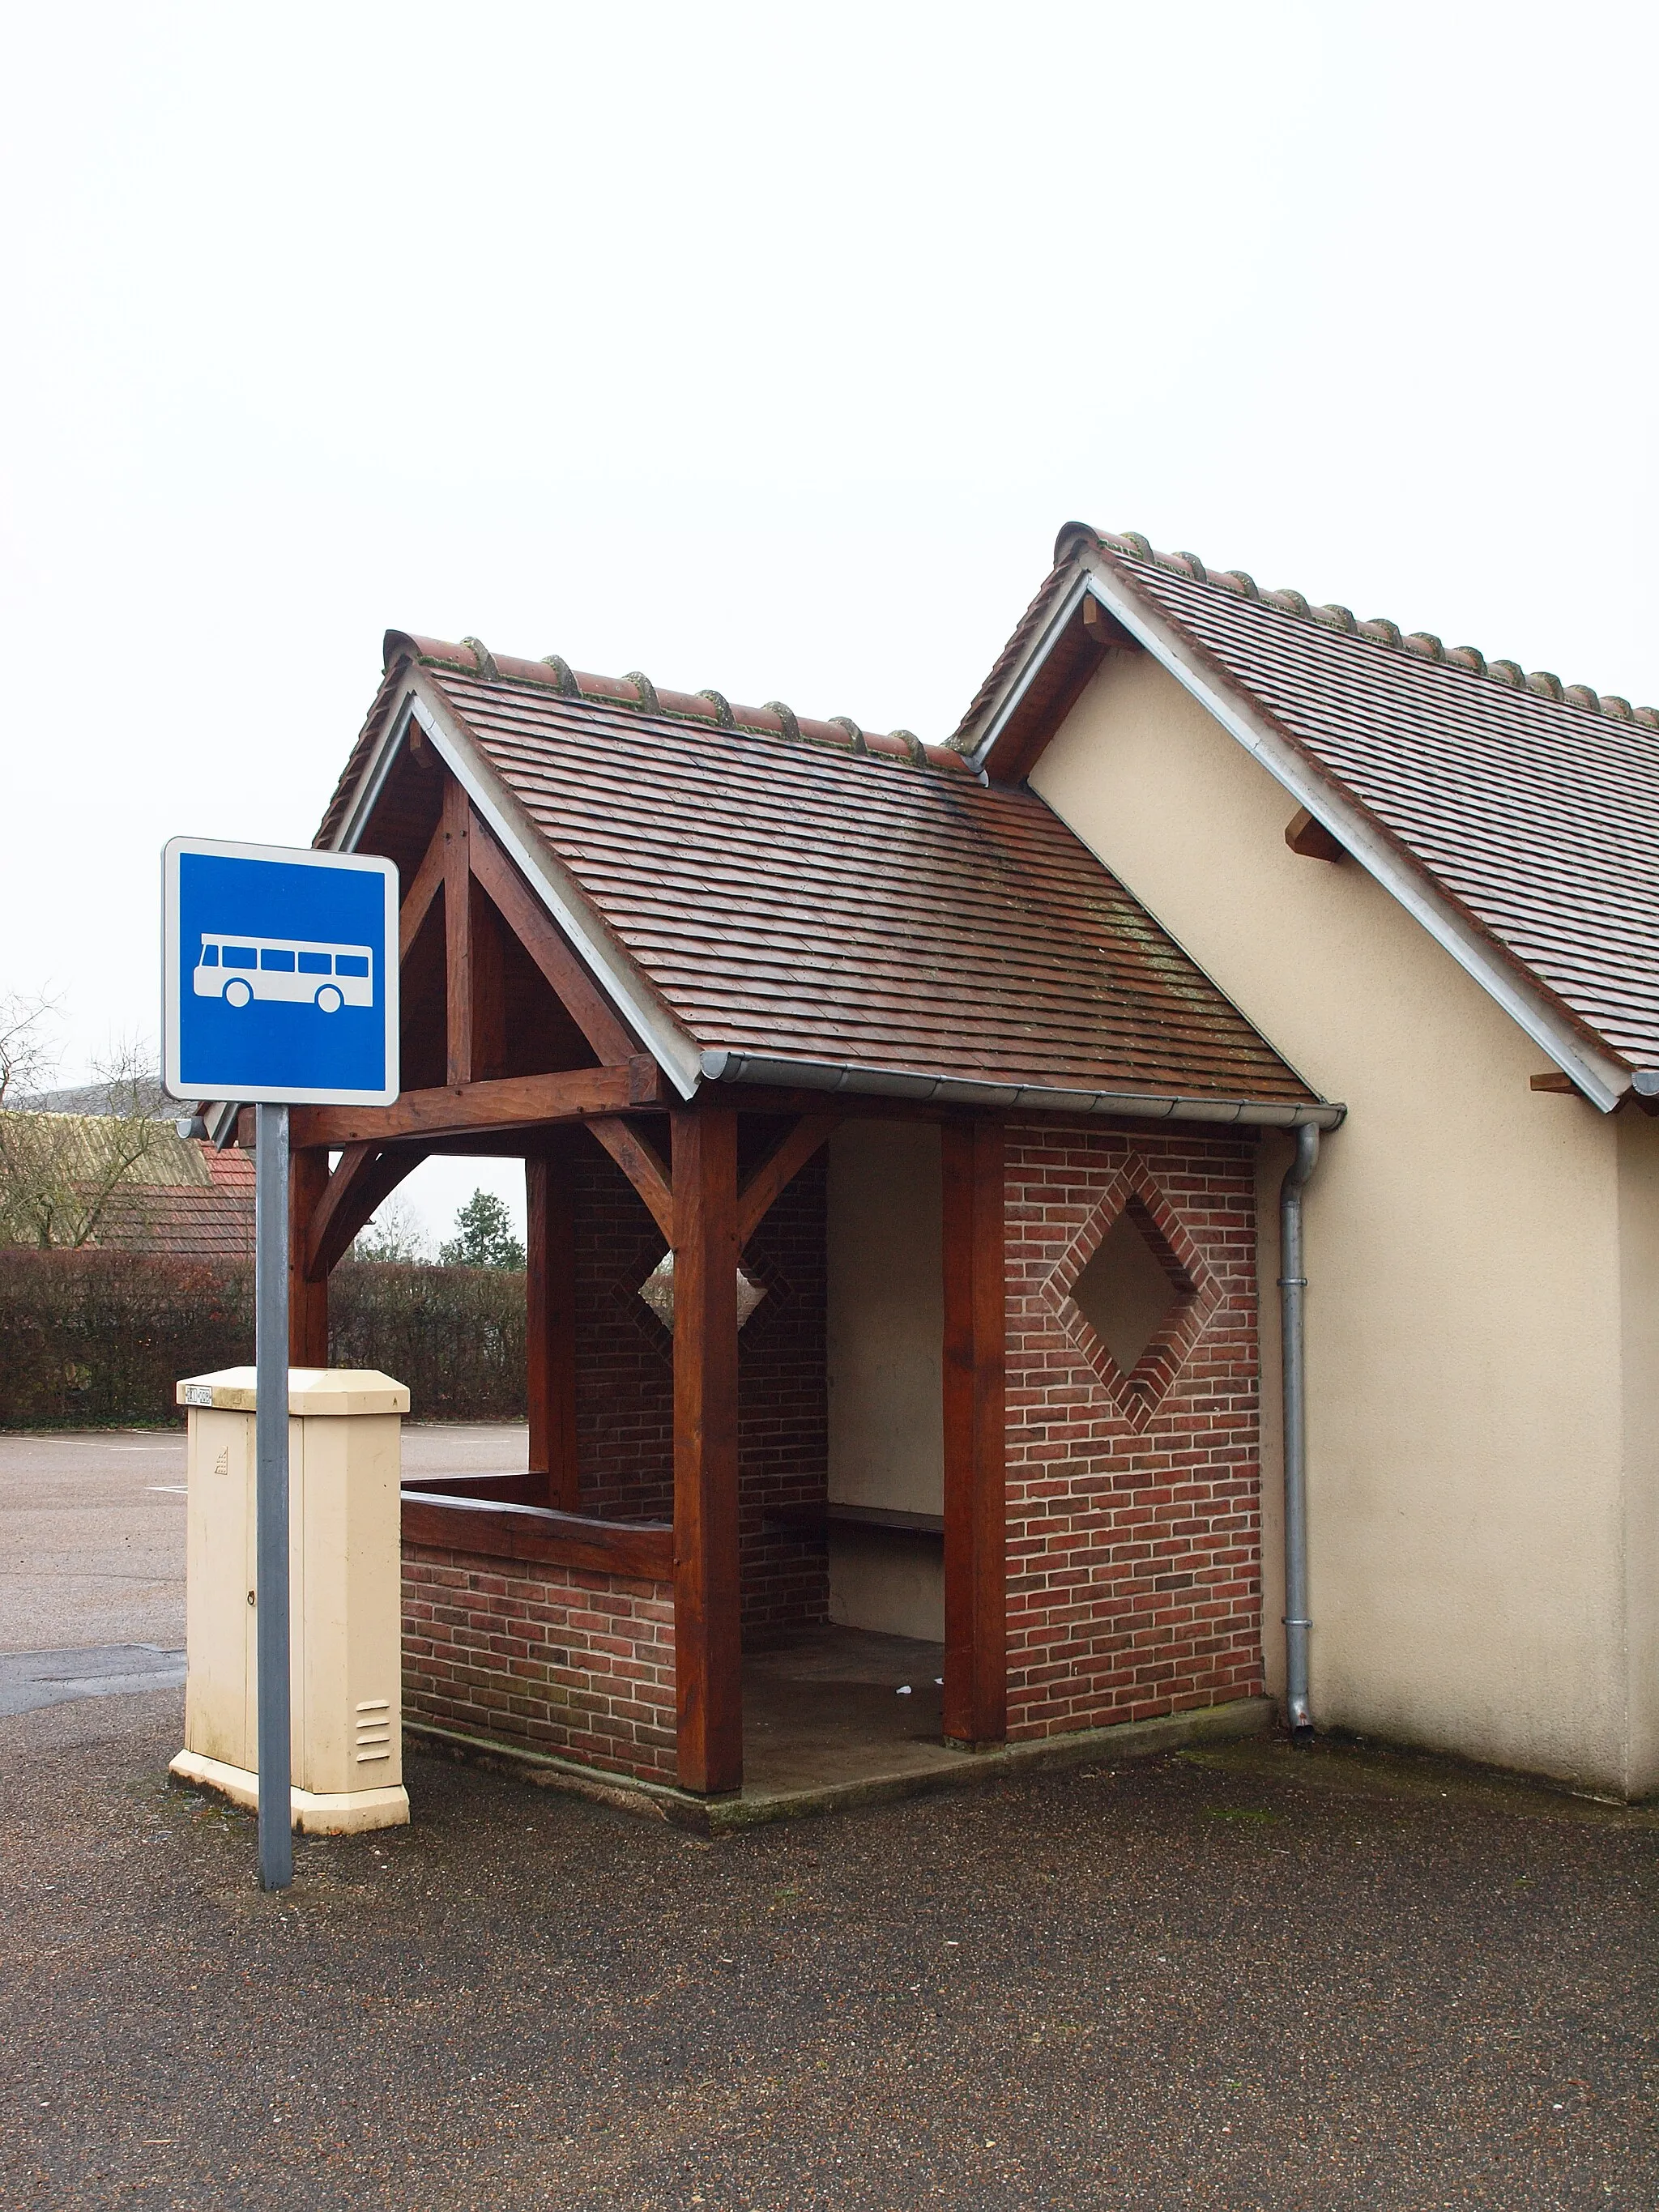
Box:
[239,629,1333,1809]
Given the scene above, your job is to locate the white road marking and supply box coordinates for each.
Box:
[147,1485,189,1494]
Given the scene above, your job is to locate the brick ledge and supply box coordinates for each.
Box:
[403,1697,1272,1835]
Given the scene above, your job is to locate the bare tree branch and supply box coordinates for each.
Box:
[0,1008,168,1248]
[0,991,62,1110]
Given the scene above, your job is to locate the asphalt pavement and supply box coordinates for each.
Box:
[0,1418,529,1717]
[0,1428,190,1650]
[2,1430,1655,2210]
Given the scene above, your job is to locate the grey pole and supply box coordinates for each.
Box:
[1279,1123,1320,1741]
[254,1103,293,1890]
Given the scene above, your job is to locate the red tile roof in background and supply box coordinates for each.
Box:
[321,637,1324,1110]
[92,1140,255,1259]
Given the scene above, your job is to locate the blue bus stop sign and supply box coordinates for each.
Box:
[162,837,399,1106]
[161,835,399,1894]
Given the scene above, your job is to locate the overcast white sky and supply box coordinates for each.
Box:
[3,2,1655,1243]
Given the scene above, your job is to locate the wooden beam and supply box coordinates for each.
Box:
[737,1113,838,1248]
[399,816,448,963]
[443,778,472,1086]
[982,597,1116,786]
[586,1116,674,1240]
[672,1106,742,1795]
[304,1142,427,1281]
[469,876,507,1081]
[401,1494,672,1582]
[468,811,640,1067]
[525,1151,578,1511]
[941,1119,1007,1749]
[1529,1071,1577,1094]
[402,1471,539,1506]
[288,1147,330,1366]
[289,1060,666,1149]
[1285,808,1346,863]
[304,1140,373,1279]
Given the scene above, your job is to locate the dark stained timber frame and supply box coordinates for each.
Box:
[288,1148,330,1366]
[402,1493,671,1580]
[941,1119,1008,1748]
[281,752,1012,1794]
[671,1106,742,1795]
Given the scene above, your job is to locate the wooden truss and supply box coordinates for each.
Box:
[280,766,1006,1794]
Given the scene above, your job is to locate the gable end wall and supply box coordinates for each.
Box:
[1030,649,1641,1792]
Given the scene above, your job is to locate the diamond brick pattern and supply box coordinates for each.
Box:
[1005,1121,1262,1741]
[1041,1164,1221,1430]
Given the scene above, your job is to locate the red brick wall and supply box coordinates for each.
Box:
[1004,1119,1262,1741]
[571,1144,677,1522]
[733,1150,830,1643]
[573,1143,828,1644]
[402,1544,676,1782]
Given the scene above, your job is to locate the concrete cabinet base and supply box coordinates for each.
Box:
[168,1747,410,1835]
[170,1366,412,1835]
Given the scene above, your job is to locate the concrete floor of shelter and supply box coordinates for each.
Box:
[741,1627,956,1798]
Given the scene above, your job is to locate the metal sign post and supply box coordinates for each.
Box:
[253,1104,294,1890]
[163,837,399,1893]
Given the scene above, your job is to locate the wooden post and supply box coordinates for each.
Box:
[469,876,507,1082]
[672,1106,742,1794]
[941,1118,1007,1748]
[288,1147,330,1367]
[525,1149,578,1512]
[442,777,472,1087]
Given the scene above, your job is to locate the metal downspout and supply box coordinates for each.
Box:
[1279,1123,1320,1739]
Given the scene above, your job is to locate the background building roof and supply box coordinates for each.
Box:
[0,1115,255,1258]
[92,1143,256,1259]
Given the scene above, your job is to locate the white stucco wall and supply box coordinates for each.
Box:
[1618,1110,1659,1796]
[1032,647,1648,1792]
[825,1121,945,1641]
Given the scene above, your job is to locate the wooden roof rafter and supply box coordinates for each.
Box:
[339,679,706,1099]
[288,757,676,1282]
[590,1106,838,1255]
[302,1140,429,1281]
[288,763,663,1158]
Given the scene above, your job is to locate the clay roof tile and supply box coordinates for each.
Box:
[318,635,1323,1110]
[960,526,1659,1074]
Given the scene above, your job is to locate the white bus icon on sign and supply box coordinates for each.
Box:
[193,934,373,1015]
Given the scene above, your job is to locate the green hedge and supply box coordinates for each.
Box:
[331,1259,526,1421]
[0,1249,526,1428]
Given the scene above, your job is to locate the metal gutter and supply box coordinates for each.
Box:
[1055,560,1631,1114]
[700,1049,1346,1128]
[203,1099,241,1150]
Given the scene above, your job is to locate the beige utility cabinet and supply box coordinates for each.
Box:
[169,1366,411,1834]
